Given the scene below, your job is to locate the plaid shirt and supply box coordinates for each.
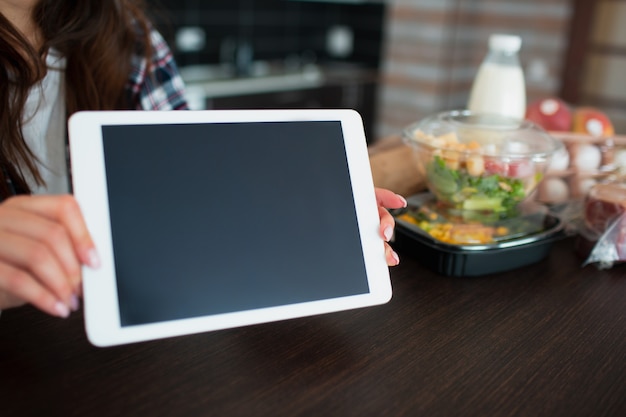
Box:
[2,28,188,199]
[127,28,189,111]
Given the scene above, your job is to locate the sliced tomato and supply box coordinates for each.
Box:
[483,159,507,176]
[507,160,534,178]
[483,159,533,178]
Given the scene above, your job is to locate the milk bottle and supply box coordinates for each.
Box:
[467,34,526,120]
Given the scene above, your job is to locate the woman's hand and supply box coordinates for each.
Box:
[375,187,407,266]
[0,195,99,318]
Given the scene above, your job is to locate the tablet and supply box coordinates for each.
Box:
[68,109,392,347]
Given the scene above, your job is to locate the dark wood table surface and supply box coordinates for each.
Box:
[1,237,625,417]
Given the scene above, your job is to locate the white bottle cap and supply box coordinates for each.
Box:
[489,34,522,52]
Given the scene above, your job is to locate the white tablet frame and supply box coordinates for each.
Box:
[68,109,391,347]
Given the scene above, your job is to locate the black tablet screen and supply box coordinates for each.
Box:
[101,121,370,326]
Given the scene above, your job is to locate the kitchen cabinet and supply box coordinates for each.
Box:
[196,74,379,142]
[560,0,626,133]
[207,85,340,110]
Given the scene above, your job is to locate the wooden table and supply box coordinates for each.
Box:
[1,237,625,417]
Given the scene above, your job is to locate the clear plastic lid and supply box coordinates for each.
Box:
[403,110,563,160]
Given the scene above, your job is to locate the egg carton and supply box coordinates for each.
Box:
[534,131,619,205]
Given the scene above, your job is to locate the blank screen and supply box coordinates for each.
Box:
[101,121,370,326]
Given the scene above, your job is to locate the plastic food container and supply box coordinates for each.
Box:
[392,193,566,277]
[402,110,563,213]
[575,181,626,264]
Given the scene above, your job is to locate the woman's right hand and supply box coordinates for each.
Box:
[0,195,99,317]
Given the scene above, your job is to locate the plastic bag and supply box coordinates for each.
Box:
[583,211,626,269]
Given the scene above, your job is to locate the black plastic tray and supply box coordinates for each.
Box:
[391,194,566,277]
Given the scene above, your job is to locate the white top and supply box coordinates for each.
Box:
[22,49,68,194]
[489,34,522,53]
[0,52,66,319]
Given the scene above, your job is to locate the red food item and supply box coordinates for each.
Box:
[577,182,626,262]
[583,183,626,235]
[507,160,533,178]
[484,159,507,176]
[525,97,573,132]
[483,159,532,178]
[572,107,615,137]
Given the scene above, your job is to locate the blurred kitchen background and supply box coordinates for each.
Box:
[148,0,626,143]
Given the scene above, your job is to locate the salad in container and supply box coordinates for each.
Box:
[402,110,563,214]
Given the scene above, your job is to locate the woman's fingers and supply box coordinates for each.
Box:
[384,242,400,266]
[379,205,396,239]
[6,195,100,268]
[378,205,400,266]
[0,230,77,311]
[0,208,82,293]
[0,195,98,316]
[374,187,407,210]
[374,188,406,267]
[0,262,72,318]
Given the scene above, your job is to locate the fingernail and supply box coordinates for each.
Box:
[87,248,101,269]
[54,301,70,318]
[391,251,400,265]
[397,194,408,208]
[384,226,394,242]
[69,294,80,312]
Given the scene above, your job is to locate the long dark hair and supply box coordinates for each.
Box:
[0,0,153,197]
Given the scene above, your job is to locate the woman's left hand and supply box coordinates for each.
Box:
[375,187,407,266]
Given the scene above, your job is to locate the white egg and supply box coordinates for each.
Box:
[574,177,597,197]
[571,143,602,171]
[538,177,570,203]
[547,146,570,172]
